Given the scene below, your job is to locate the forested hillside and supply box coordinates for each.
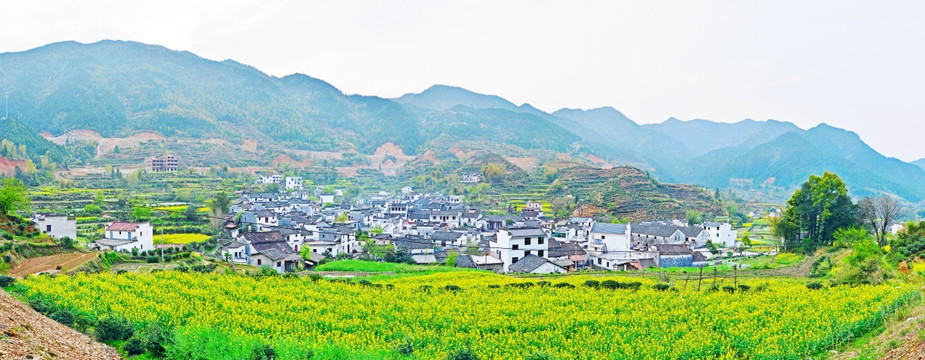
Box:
[1,40,924,202]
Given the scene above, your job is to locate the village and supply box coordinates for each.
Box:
[25,173,751,276]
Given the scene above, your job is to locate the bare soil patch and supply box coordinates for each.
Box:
[8,253,97,278]
[0,290,119,360]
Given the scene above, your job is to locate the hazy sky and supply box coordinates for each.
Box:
[2,1,924,161]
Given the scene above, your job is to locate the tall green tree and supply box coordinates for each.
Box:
[0,178,30,216]
[209,191,231,216]
[774,172,857,252]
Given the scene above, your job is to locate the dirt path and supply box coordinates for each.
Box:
[8,253,98,277]
[0,290,119,360]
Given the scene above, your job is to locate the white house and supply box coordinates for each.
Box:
[220,240,248,263]
[94,222,154,252]
[703,222,738,248]
[257,174,282,185]
[285,177,303,190]
[589,223,631,252]
[31,214,77,240]
[490,227,551,272]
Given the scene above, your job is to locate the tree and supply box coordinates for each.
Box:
[263,183,280,193]
[132,206,152,222]
[184,205,200,222]
[209,191,231,216]
[773,172,857,252]
[446,251,458,267]
[858,196,900,247]
[685,210,703,226]
[335,211,349,223]
[0,178,30,216]
[481,163,505,184]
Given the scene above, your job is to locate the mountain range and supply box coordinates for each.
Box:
[1,40,923,203]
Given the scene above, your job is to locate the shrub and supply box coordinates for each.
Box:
[0,275,15,287]
[444,284,461,291]
[487,284,500,289]
[251,344,276,360]
[806,282,824,290]
[737,285,751,292]
[147,256,160,263]
[308,274,322,282]
[143,323,172,356]
[601,280,620,289]
[653,283,671,291]
[395,338,415,356]
[124,337,146,356]
[447,347,480,360]
[536,281,550,287]
[50,309,75,327]
[96,317,134,342]
[525,351,556,360]
[723,286,736,294]
[29,298,51,314]
[553,282,574,289]
[583,280,600,288]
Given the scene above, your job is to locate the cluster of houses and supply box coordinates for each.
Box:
[33,186,741,275]
[216,189,741,274]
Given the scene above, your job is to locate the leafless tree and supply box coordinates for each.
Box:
[859,196,901,246]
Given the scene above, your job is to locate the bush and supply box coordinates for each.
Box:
[447,347,480,360]
[583,280,600,288]
[0,275,15,287]
[29,298,51,314]
[394,338,415,356]
[722,286,736,294]
[806,282,824,290]
[251,344,276,360]
[444,284,461,291]
[553,282,574,289]
[124,337,146,356]
[147,256,160,263]
[525,351,556,360]
[653,283,671,291]
[96,317,134,342]
[737,285,751,292]
[536,281,550,287]
[487,284,500,289]
[50,309,75,327]
[143,323,173,356]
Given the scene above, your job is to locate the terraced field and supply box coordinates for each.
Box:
[8,252,98,277]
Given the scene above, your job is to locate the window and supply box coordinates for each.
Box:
[312,249,317,253]
[598,258,602,265]
[525,251,531,256]
[525,237,531,245]
[257,259,262,265]
[601,235,606,239]
[512,244,519,250]
[277,261,281,267]
[538,250,544,257]
[46,225,51,232]
[539,238,544,244]
[511,257,519,263]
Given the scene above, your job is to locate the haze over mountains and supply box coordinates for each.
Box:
[1,40,924,203]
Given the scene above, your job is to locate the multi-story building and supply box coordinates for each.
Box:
[490,227,551,272]
[145,155,179,172]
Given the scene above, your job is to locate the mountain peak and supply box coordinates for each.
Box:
[394,84,518,112]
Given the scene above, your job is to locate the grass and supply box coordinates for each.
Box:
[155,233,211,244]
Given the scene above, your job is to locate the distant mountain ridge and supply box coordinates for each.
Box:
[1,40,923,202]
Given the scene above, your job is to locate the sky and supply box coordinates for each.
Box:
[2,0,924,161]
